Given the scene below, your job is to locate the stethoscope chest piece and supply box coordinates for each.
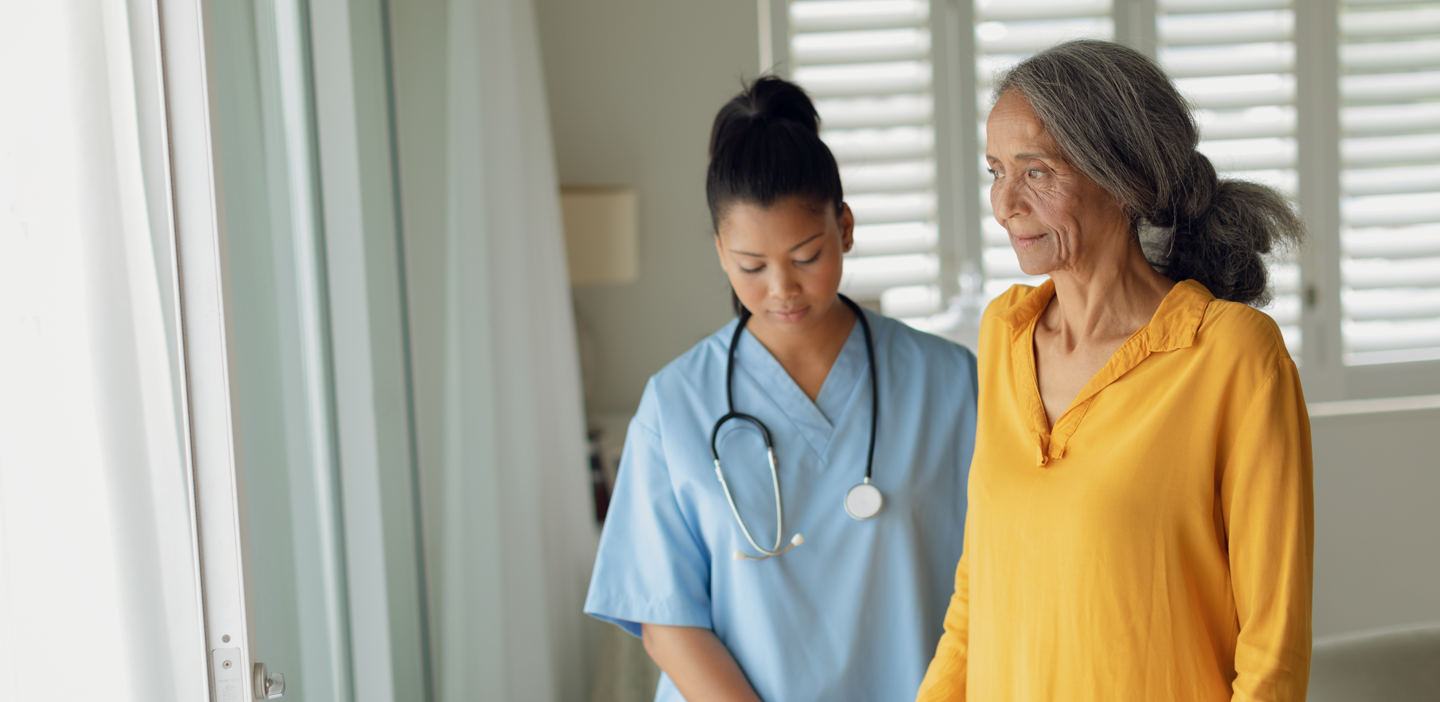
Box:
[844,480,883,520]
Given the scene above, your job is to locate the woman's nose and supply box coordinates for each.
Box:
[769,269,801,299]
[992,177,1025,224]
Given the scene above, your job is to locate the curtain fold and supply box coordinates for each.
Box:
[0,3,206,701]
[427,0,599,699]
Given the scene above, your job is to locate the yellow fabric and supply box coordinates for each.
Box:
[918,279,1314,702]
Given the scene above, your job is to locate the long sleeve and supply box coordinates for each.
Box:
[916,521,970,701]
[1220,359,1314,701]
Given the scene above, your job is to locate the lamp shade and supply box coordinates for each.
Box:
[561,187,638,285]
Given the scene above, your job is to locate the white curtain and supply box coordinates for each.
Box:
[428,0,600,700]
[0,2,205,701]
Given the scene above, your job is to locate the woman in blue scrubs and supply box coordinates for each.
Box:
[583,76,978,701]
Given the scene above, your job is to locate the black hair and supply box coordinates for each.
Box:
[706,76,844,315]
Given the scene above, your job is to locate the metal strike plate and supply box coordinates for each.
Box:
[211,648,244,702]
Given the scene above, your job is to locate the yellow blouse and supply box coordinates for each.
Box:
[918,279,1314,702]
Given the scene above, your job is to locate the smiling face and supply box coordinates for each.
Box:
[714,196,854,336]
[985,90,1132,277]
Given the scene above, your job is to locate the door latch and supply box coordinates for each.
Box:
[253,662,285,699]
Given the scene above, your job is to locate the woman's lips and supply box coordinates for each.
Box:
[1012,231,1048,250]
[770,305,811,323]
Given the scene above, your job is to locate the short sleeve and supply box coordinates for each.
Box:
[583,382,713,637]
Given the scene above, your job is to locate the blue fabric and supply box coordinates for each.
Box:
[584,309,978,702]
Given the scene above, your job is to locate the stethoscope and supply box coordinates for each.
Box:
[709,294,883,562]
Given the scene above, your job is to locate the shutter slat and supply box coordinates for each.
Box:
[1341,38,1440,73]
[1342,133,1440,168]
[826,127,934,164]
[1159,12,1293,47]
[977,20,1114,55]
[1344,319,1440,354]
[792,30,929,66]
[841,161,936,194]
[1340,70,1440,104]
[1342,102,1440,136]
[816,96,932,130]
[848,193,936,225]
[976,0,1110,23]
[1162,45,1293,78]
[851,222,938,256]
[1198,138,1297,171]
[1344,288,1440,321]
[1342,194,1440,228]
[1160,0,1288,14]
[1342,166,1440,197]
[840,253,940,298]
[1340,7,1440,39]
[790,1,928,33]
[1344,256,1440,290]
[795,62,933,98]
[1177,78,1295,110]
[1344,226,1440,259]
[1193,108,1296,140]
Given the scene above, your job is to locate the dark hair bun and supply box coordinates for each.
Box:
[705,76,843,231]
[708,76,821,158]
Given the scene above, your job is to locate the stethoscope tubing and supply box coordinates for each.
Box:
[709,294,878,560]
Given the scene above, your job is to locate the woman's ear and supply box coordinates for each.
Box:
[839,203,856,253]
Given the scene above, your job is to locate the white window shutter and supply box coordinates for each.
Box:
[1339,1,1440,364]
[1159,0,1303,355]
[790,0,946,318]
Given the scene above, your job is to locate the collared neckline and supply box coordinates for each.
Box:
[999,278,1215,466]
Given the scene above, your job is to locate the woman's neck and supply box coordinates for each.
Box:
[1044,237,1174,345]
[745,297,857,402]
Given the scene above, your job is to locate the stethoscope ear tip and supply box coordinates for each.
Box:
[733,551,746,561]
[791,533,804,546]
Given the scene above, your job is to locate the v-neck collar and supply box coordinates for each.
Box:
[729,311,870,459]
[999,278,1214,467]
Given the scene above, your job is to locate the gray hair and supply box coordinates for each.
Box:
[993,39,1305,306]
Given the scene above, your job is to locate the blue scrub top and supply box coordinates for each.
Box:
[584,308,977,702]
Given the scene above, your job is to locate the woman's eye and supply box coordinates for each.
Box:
[796,251,821,265]
[1028,169,1045,179]
[987,167,1002,179]
[738,264,763,274]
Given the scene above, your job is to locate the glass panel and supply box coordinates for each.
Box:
[212,0,353,699]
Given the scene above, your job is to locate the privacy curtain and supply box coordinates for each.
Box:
[412,0,601,699]
[0,2,206,701]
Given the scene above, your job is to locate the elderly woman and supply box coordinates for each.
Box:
[917,40,1313,701]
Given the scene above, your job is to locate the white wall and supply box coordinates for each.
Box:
[534,0,757,415]
[1311,405,1440,636]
